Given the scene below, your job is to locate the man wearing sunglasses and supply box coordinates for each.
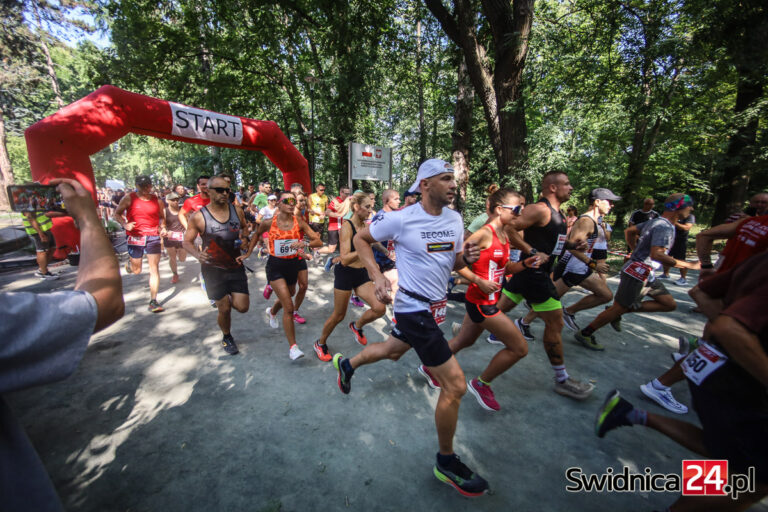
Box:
[575,193,700,349]
[521,188,621,351]
[183,175,250,355]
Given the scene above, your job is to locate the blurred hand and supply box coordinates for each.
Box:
[50,178,99,225]
[463,241,480,264]
[476,279,501,295]
[374,276,393,304]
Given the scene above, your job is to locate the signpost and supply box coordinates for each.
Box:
[348,142,392,188]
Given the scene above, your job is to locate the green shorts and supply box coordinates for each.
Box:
[502,269,562,312]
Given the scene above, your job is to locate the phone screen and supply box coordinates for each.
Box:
[6,184,66,213]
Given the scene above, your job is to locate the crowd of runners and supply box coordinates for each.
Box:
[98,162,768,509]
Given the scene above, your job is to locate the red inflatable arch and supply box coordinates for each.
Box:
[24,85,310,257]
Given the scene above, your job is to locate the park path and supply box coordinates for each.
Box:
[4,257,767,512]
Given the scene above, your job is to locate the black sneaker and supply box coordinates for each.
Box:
[514,318,534,341]
[595,389,633,438]
[221,334,239,355]
[148,299,164,313]
[332,353,352,394]
[433,453,489,497]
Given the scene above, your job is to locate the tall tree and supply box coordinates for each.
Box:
[424,0,534,197]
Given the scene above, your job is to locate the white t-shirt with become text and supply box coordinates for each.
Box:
[369,203,463,313]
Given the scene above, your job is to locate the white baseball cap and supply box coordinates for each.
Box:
[408,159,455,193]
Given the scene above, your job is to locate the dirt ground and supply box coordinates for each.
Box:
[4,256,767,512]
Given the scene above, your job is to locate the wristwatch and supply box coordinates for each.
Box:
[525,248,538,258]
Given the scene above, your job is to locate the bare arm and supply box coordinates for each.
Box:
[354,227,390,303]
[113,194,134,231]
[53,179,124,332]
[709,315,768,389]
[688,285,723,321]
[696,222,739,266]
[339,222,359,266]
[182,212,210,264]
[624,225,640,251]
[650,246,700,269]
[298,218,322,248]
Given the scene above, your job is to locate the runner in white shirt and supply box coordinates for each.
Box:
[331,159,489,498]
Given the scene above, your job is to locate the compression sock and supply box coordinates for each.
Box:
[625,408,648,426]
[581,325,596,337]
[437,452,456,466]
[552,365,569,383]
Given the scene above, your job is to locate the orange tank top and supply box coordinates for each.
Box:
[268,215,303,259]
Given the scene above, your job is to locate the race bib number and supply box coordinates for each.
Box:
[623,261,652,281]
[169,231,184,241]
[552,234,567,256]
[430,298,448,326]
[682,342,728,386]
[489,268,505,302]
[275,239,298,257]
[127,235,147,247]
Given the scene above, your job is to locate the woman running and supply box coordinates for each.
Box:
[163,192,187,283]
[419,188,539,412]
[313,192,386,361]
[243,190,322,360]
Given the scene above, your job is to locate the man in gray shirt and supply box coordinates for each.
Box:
[1,178,125,511]
[575,193,700,347]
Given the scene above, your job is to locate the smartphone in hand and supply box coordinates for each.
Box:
[6,184,66,213]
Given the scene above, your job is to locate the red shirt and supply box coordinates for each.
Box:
[328,196,343,231]
[718,215,768,273]
[466,226,509,305]
[126,192,162,236]
[181,194,210,215]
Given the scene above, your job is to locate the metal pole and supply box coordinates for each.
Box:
[347,142,352,190]
[310,85,315,186]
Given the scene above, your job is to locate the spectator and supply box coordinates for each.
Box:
[1,178,124,512]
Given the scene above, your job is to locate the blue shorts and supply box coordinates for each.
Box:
[127,235,162,259]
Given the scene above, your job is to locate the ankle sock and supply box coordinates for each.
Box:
[437,452,455,467]
[552,365,569,383]
[625,408,647,426]
[581,325,596,337]
[477,377,490,386]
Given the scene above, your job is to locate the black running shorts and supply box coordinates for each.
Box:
[591,248,608,261]
[552,261,593,288]
[201,264,249,301]
[465,301,500,324]
[266,255,302,286]
[689,382,768,483]
[334,264,370,291]
[327,229,340,247]
[614,274,670,310]
[391,310,452,367]
[503,269,560,305]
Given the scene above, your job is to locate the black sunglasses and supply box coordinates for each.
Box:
[210,187,230,194]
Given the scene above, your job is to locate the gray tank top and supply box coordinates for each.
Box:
[200,204,242,269]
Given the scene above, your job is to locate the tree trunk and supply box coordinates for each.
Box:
[32,2,64,109]
[0,109,14,211]
[451,56,473,214]
[712,76,763,224]
[416,19,427,163]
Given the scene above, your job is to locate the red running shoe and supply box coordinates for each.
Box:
[263,284,273,299]
[417,364,440,389]
[468,378,500,411]
[349,321,367,345]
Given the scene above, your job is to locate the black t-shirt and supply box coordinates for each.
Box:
[629,209,659,226]
[674,214,695,243]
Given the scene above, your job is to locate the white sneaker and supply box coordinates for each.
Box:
[451,322,462,336]
[562,310,579,331]
[289,344,305,360]
[674,277,687,286]
[486,333,504,345]
[266,307,279,328]
[640,383,688,414]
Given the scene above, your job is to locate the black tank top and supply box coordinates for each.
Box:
[165,207,184,232]
[523,198,567,272]
[200,204,241,269]
[558,214,598,267]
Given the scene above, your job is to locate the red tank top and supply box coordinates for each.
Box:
[127,192,161,236]
[268,215,303,259]
[466,225,509,305]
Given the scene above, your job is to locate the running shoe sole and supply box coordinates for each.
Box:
[433,466,488,497]
[467,380,499,412]
[417,365,440,389]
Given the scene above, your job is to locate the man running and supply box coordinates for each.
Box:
[308,183,328,242]
[496,171,594,400]
[183,175,250,355]
[331,159,488,497]
[520,188,620,349]
[179,175,210,228]
[114,175,167,312]
[595,252,768,512]
[373,189,401,300]
[574,193,700,347]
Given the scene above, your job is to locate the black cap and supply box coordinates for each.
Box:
[589,188,621,202]
[136,175,152,187]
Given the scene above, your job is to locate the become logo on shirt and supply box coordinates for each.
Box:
[426,242,454,252]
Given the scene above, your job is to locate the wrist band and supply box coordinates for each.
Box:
[700,262,713,269]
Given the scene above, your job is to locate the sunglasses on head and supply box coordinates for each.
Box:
[210,187,230,194]
[501,204,522,215]
[281,197,296,205]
